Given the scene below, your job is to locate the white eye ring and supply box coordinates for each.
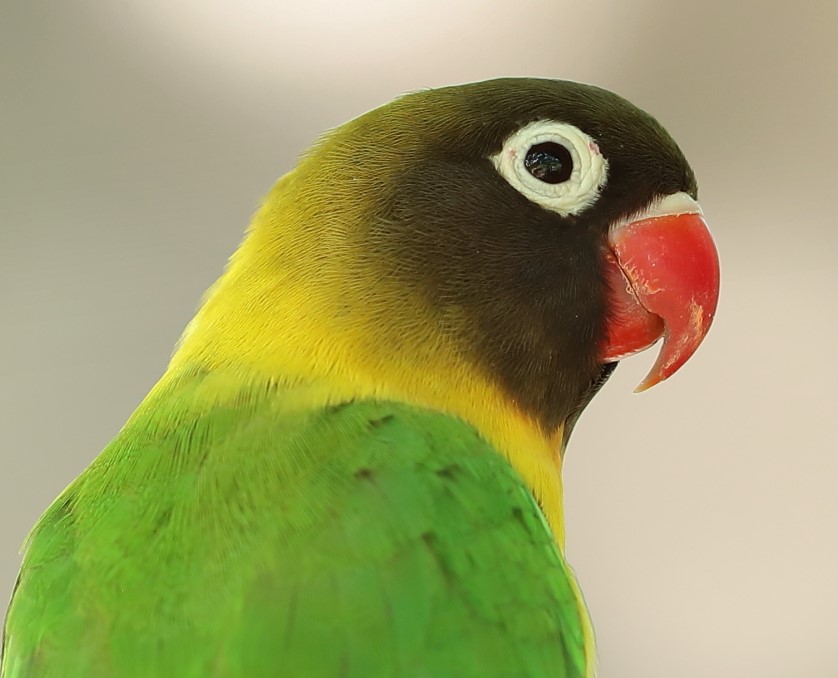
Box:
[490,120,608,217]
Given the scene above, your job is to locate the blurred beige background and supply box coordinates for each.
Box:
[2,0,837,675]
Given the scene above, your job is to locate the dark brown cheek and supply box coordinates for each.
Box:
[470,237,609,432]
[373,163,612,432]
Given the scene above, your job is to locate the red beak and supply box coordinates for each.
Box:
[600,192,720,391]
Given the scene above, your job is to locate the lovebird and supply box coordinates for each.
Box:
[2,78,720,677]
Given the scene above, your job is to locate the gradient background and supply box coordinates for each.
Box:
[2,1,837,676]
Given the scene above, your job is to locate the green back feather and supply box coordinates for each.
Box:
[3,367,588,677]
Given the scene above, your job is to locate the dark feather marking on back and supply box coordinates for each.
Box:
[420,532,456,588]
[367,414,395,429]
[151,507,173,536]
[434,463,461,480]
[353,467,375,480]
[510,506,530,536]
[324,400,355,416]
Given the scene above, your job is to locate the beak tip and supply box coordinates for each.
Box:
[633,378,656,394]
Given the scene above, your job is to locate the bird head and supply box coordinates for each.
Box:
[173,78,719,529]
[272,79,718,427]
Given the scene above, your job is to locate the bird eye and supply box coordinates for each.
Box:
[491,120,608,217]
[524,142,573,184]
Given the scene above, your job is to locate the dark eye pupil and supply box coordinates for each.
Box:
[524,142,573,184]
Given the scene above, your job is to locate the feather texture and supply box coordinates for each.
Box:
[2,366,591,677]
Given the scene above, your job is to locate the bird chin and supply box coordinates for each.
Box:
[599,192,720,392]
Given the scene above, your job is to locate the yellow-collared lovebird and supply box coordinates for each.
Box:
[2,79,720,677]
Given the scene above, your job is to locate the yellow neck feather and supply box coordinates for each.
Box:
[168,169,569,545]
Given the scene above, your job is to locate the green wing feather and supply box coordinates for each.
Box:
[2,367,588,677]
